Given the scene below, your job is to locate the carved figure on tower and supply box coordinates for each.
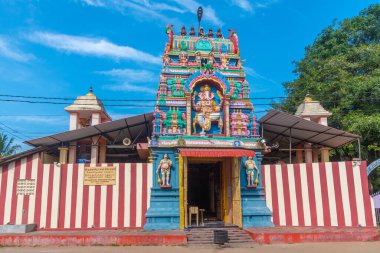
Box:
[156,154,172,188]
[165,24,174,53]
[245,156,259,187]
[192,84,223,135]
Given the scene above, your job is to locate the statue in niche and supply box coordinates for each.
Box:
[156,154,172,188]
[220,53,229,69]
[244,156,259,187]
[192,84,223,135]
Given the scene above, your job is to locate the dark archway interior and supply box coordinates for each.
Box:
[187,162,221,220]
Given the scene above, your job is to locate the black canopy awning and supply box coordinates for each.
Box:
[259,110,360,149]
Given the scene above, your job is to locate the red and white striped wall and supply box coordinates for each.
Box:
[0,154,152,229]
[262,161,377,227]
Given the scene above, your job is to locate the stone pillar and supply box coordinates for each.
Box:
[68,142,77,164]
[91,112,101,125]
[296,144,304,163]
[319,116,328,126]
[58,147,68,164]
[304,143,313,163]
[321,148,330,162]
[185,92,191,135]
[91,137,99,164]
[225,95,231,136]
[313,149,319,163]
[69,113,78,130]
[99,144,106,163]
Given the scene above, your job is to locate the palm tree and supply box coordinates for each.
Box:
[0,133,21,158]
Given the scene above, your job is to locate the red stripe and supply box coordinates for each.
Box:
[261,165,266,199]
[33,157,44,228]
[45,164,55,228]
[306,163,317,226]
[0,164,9,224]
[141,163,148,226]
[81,179,89,229]
[9,159,21,224]
[58,164,68,228]
[345,162,358,226]
[93,185,101,227]
[130,163,137,227]
[118,164,125,227]
[105,163,113,227]
[318,162,331,226]
[269,165,279,226]
[293,164,305,226]
[21,155,33,224]
[281,164,292,226]
[332,162,345,226]
[359,161,374,226]
[70,164,79,228]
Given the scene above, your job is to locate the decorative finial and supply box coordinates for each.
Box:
[208,28,213,38]
[217,28,222,38]
[304,92,313,102]
[198,27,204,37]
[190,26,195,36]
[197,6,203,31]
[87,86,94,96]
[180,25,187,36]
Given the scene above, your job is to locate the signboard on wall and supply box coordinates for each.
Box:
[16,179,36,195]
[84,166,116,186]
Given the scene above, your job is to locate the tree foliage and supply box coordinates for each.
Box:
[0,133,21,158]
[274,5,380,192]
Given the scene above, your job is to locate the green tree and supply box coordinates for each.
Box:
[0,133,21,158]
[274,4,380,191]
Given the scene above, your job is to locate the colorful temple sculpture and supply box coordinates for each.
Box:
[144,25,273,230]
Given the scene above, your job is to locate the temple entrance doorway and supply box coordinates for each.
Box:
[187,162,222,226]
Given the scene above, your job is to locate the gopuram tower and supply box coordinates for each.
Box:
[144,25,273,230]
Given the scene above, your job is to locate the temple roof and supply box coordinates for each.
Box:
[295,96,332,117]
[64,88,109,116]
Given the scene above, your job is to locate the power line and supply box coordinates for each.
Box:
[0,92,378,102]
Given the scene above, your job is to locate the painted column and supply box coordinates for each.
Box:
[240,152,274,227]
[321,148,330,162]
[225,95,231,136]
[296,144,303,163]
[304,143,313,163]
[185,92,191,136]
[90,137,99,164]
[144,148,180,230]
[99,144,106,163]
[69,113,78,130]
[92,112,101,125]
[58,147,68,164]
[68,142,77,164]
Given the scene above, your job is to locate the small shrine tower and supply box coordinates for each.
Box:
[295,95,332,162]
[63,88,111,164]
[64,87,111,130]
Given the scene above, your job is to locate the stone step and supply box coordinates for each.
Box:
[185,226,254,245]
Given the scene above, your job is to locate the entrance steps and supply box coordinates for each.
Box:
[185,225,254,246]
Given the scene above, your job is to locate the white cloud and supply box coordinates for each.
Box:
[231,0,253,12]
[171,0,223,26]
[0,37,35,62]
[81,0,222,26]
[11,116,68,125]
[231,0,279,13]
[105,82,157,94]
[97,68,157,83]
[27,31,161,65]
[245,66,278,85]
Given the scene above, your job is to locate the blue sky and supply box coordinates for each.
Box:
[0,0,377,149]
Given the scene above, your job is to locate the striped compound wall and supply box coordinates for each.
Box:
[263,161,377,227]
[0,155,376,229]
[0,153,153,229]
